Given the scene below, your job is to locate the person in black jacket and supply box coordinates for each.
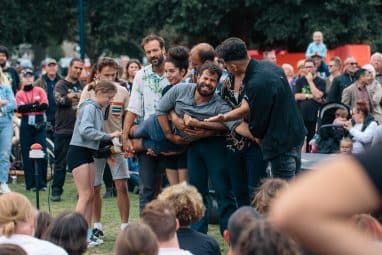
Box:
[327,57,358,103]
[210,37,305,179]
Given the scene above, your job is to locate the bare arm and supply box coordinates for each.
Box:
[122,111,137,156]
[270,155,381,255]
[184,114,227,130]
[306,73,324,99]
[205,99,250,122]
[157,114,188,145]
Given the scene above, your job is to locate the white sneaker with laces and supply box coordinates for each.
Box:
[0,183,11,193]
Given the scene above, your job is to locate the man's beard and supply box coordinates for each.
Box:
[196,82,215,97]
[150,55,164,67]
[0,61,6,68]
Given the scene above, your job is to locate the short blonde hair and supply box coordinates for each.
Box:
[251,178,288,215]
[282,63,294,77]
[157,182,205,227]
[363,64,376,79]
[0,193,35,237]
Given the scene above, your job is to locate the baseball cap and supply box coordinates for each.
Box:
[21,68,34,76]
[45,58,57,65]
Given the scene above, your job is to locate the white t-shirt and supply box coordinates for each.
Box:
[158,247,193,255]
[0,234,68,255]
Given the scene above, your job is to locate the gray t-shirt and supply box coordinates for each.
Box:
[156,83,240,140]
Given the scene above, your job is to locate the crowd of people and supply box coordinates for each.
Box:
[0,30,382,255]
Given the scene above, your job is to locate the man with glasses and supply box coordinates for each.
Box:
[294,59,326,152]
[328,57,359,103]
[326,56,342,93]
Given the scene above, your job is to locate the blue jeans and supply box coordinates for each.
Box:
[133,115,183,153]
[20,116,47,190]
[228,142,268,206]
[188,136,236,235]
[269,145,301,180]
[0,118,13,183]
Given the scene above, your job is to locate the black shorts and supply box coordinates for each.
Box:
[161,151,187,170]
[67,145,96,171]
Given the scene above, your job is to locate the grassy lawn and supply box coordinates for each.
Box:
[9,174,228,255]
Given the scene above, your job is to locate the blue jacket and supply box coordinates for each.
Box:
[0,84,16,121]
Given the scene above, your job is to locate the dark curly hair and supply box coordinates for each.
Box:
[215,37,248,62]
[0,45,9,59]
[199,63,223,81]
[166,46,189,72]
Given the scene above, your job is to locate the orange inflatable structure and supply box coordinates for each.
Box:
[248,44,371,73]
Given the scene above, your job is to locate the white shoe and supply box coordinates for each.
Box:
[0,183,11,193]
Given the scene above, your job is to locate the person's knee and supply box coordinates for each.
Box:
[115,179,128,194]
[94,185,102,196]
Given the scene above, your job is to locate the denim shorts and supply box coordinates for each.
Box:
[134,115,185,153]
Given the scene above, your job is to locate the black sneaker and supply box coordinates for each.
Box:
[92,228,104,239]
[103,187,116,198]
[51,195,61,202]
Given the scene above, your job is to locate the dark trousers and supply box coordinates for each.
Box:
[137,153,164,212]
[270,145,302,180]
[188,136,236,235]
[228,142,268,206]
[52,133,71,196]
[20,117,47,190]
[304,120,316,153]
[103,164,114,189]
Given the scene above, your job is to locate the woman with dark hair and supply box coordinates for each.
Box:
[123,59,142,93]
[344,100,377,153]
[46,212,88,255]
[160,46,190,184]
[129,46,190,185]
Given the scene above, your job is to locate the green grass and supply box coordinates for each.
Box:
[9,174,228,255]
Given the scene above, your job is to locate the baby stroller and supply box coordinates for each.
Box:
[314,102,351,153]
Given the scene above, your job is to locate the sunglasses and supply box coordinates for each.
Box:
[348,62,358,66]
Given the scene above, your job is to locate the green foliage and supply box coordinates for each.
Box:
[1,0,382,61]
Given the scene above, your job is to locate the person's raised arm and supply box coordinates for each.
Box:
[270,153,382,255]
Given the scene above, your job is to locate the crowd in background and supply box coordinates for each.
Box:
[1,30,382,255]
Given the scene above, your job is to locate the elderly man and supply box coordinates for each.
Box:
[371,52,382,85]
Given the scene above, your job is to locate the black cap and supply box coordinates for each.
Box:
[21,68,34,76]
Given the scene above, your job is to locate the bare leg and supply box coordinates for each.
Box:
[72,163,96,226]
[93,185,102,224]
[114,179,130,224]
[166,169,180,185]
[178,168,188,183]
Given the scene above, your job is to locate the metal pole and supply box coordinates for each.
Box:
[34,159,40,210]
[79,0,85,60]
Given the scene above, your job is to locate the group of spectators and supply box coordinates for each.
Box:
[1,30,382,255]
[278,31,382,154]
